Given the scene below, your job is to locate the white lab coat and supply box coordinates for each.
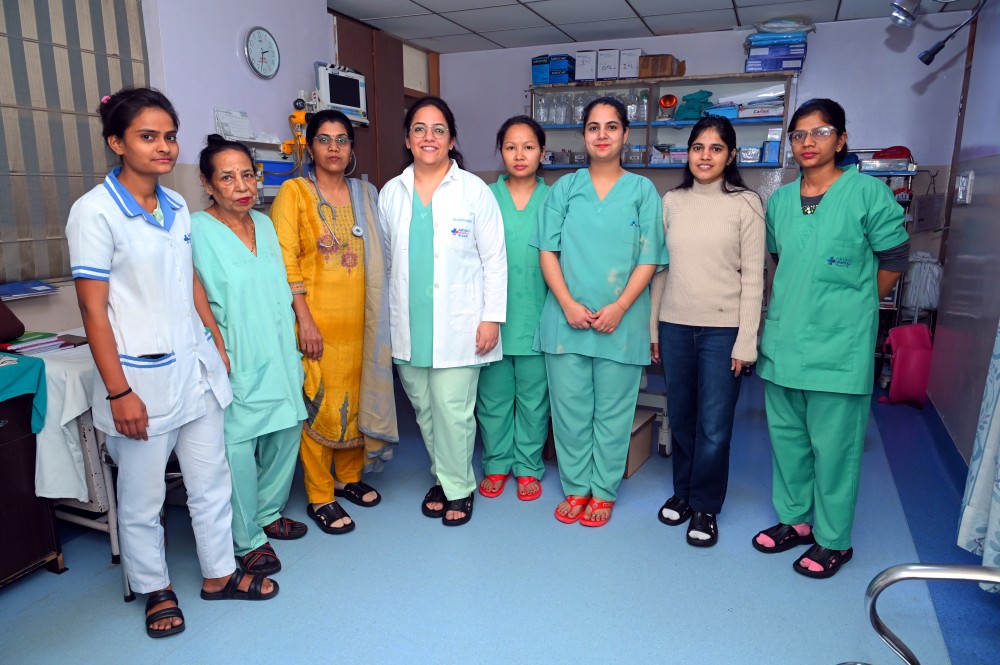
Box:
[378,161,507,368]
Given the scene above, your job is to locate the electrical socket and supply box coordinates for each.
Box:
[956,170,974,205]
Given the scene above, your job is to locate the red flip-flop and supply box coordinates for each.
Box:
[580,498,614,527]
[478,473,508,498]
[555,495,588,524]
[516,476,542,501]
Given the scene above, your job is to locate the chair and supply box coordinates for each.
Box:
[637,364,671,457]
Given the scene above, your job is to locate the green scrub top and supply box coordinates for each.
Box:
[489,175,550,356]
[191,210,307,443]
[757,165,908,395]
[530,169,668,365]
[406,197,435,368]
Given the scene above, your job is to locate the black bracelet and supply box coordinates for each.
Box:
[107,387,133,401]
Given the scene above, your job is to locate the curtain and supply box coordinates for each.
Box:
[958,322,1000,592]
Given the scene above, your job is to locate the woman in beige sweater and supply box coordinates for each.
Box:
[649,115,765,547]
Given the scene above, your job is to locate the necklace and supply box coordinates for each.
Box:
[209,207,256,254]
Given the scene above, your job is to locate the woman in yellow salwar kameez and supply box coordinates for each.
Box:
[271,110,397,535]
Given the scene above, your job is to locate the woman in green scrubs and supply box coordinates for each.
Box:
[531,97,668,527]
[753,99,909,578]
[477,116,551,501]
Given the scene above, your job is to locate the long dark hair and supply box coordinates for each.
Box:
[98,87,178,157]
[403,96,464,170]
[789,98,849,164]
[675,115,749,193]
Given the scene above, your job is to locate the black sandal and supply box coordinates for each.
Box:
[422,484,446,518]
[263,516,308,540]
[658,496,692,526]
[238,542,281,575]
[793,544,854,579]
[145,589,185,639]
[686,512,718,547]
[307,501,355,534]
[752,523,816,553]
[442,493,474,527]
[335,481,382,507]
[200,569,279,601]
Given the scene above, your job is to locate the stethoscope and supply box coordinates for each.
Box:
[309,173,363,248]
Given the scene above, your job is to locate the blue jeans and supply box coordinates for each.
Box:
[659,322,742,514]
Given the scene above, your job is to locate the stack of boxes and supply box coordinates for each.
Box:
[744,32,808,73]
[533,50,685,84]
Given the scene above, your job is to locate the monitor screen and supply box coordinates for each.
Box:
[327,72,361,108]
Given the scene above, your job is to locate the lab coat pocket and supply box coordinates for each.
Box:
[812,240,863,289]
[799,324,855,373]
[449,283,481,333]
[119,353,181,418]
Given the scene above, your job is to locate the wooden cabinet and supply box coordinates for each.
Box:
[0,393,66,588]
[530,72,794,170]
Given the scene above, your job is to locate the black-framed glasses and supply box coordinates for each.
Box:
[410,123,449,138]
[788,126,838,143]
[315,134,351,146]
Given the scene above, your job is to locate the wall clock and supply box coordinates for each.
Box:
[245,26,279,79]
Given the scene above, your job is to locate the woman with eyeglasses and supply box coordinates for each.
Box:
[752,98,908,578]
[377,96,506,526]
[531,96,667,527]
[271,109,398,536]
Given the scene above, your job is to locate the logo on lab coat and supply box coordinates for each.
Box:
[826,256,851,267]
[183,234,192,244]
[451,227,471,238]
[628,219,640,227]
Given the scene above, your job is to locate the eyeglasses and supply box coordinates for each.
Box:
[410,123,449,138]
[788,126,838,143]
[315,134,351,147]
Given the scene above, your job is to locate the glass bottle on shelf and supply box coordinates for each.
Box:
[637,90,649,123]
[572,93,586,125]
[626,90,639,123]
[535,95,549,124]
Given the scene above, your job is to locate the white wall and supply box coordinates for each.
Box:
[142,0,334,166]
[441,14,970,173]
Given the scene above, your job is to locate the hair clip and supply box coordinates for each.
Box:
[101,95,111,104]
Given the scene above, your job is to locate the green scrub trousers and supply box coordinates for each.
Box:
[546,353,642,501]
[398,365,481,501]
[226,423,302,555]
[763,382,869,550]
[476,355,548,479]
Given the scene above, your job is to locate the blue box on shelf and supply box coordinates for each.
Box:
[532,54,550,85]
[745,56,803,73]
[762,140,781,164]
[748,43,807,58]
[549,53,575,73]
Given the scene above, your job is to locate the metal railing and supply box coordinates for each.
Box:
[840,563,1000,665]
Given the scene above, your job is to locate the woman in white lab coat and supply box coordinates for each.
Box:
[377,96,506,526]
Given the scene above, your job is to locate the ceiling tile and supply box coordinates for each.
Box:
[366,13,469,39]
[480,25,573,48]
[734,0,816,6]
[443,5,548,32]
[646,9,740,35]
[409,33,503,53]
[416,0,518,10]
[560,17,654,41]
[837,0,893,21]
[526,0,638,24]
[326,0,429,21]
[737,1,838,26]
[629,0,734,14]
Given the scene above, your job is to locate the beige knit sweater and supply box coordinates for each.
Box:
[649,179,766,363]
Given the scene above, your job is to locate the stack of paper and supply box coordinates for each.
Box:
[0,331,66,354]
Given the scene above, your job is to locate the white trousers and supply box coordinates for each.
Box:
[105,390,235,593]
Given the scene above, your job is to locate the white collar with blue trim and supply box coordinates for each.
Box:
[103,167,184,231]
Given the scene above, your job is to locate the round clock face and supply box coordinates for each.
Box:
[245,27,279,79]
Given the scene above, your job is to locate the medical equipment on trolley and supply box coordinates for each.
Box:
[315,62,369,126]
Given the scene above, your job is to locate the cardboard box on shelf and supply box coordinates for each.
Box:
[748,43,807,58]
[597,49,620,80]
[625,410,656,478]
[639,54,686,78]
[548,53,575,84]
[737,103,785,118]
[744,56,803,73]
[619,48,644,79]
[575,50,597,81]
[532,54,549,85]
